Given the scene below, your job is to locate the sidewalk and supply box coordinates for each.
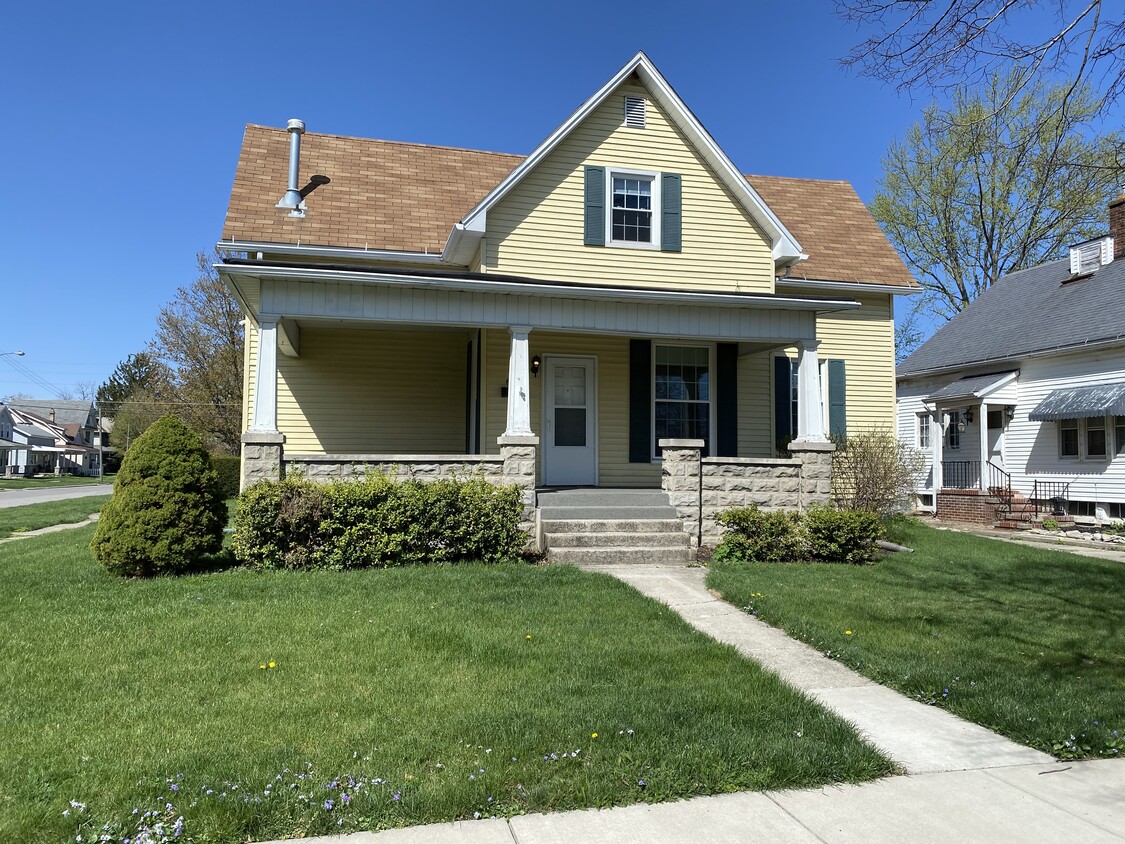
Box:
[259,564,1122,843]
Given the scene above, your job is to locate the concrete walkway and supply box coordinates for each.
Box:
[0,483,113,508]
[0,513,99,544]
[593,564,1051,774]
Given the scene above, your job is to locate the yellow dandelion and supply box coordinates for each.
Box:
[259,664,266,670]
[268,661,277,668]
[844,630,853,636]
[591,732,598,739]
[526,634,532,640]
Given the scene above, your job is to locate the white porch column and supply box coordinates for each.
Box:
[250,320,279,433]
[931,407,943,493]
[503,325,534,437]
[978,402,989,491]
[793,341,827,443]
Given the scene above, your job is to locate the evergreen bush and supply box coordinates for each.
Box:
[712,505,805,563]
[91,415,227,577]
[803,504,885,564]
[233,472,524,570]
[210,455,242,499]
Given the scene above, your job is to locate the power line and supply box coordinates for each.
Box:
[0,355,67,398]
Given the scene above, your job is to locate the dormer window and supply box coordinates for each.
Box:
[584,166,681,251]
[1069,236,1114,274]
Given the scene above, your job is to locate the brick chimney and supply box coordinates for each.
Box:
[49,408,55,423]
[1111,191,1125,260]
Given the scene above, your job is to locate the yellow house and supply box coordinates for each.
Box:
[217,53,917,556]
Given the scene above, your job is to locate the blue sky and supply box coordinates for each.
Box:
[0,0,1067,397]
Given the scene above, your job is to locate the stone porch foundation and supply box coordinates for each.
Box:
[660,438,836,547]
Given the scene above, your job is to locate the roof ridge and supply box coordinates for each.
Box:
[244,124,526,160]
[744,173,852,185]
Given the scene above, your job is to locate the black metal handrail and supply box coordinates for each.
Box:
[1032,480,1071,516]
[941,460,981,490]
[986,460,1012,517]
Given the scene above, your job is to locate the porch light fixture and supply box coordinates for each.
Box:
[963,408,974,424]
[530,355,541,377]
[1005,406,1015,420]
[957,418,967,434]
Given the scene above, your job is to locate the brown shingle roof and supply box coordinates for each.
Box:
[222,125,522,254]
[222,124,916,288]
[746,175,916,288]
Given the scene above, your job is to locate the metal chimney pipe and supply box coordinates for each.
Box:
[276,118,307,218]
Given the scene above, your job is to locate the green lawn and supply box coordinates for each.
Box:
[0,528,891,844]
[0,474,114,490]
[708,519,1125,761]
[0,496,111,538]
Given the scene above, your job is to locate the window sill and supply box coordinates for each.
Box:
[607,240,661,251]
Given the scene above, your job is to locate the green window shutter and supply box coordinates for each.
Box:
[584,166,605,246]
[773,355,792,456]
[716,343,738,456]
[629,339,652,462]
[661,172,682,252]
[828,358,847,439]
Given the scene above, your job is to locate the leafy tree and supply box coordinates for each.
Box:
[837,1,1125,125]
[872,75,1122,320]
[91,414,227,577]
[149,252,244,454]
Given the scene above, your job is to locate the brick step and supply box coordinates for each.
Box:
[545,531,691,549]
[548,546,694,565]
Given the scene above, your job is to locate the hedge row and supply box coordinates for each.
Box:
[232,474,525,570]
[713,504,884,565]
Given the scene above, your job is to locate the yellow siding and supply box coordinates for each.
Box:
[486,81,775,292]
[737,351,774,456]
[276,327,470,454]
[816,294,896,431]
[482,329,660,487]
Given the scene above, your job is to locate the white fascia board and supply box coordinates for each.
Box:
[448,52,804,264]
[975,370,1020,398]
[221,263,861,314]
[777,278,922,296]
[214,264,259,328]
[215,239,445,265]
[443,222,483,267]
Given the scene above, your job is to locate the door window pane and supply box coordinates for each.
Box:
[554,366,586,406]
[554,407,586,447]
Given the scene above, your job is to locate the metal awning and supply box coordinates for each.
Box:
[1028,382,1125,421]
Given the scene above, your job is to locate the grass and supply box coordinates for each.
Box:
[0,474,114,490]
[0,496,110,538]
[0,528,892,844]
[707,519,1125,761]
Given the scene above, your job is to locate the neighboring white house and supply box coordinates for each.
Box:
[0,400,104,476]
[896,193,1125,526]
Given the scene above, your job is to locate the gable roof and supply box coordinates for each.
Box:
[748,176,916,289]
[7,400,93,428]
[451,52,802,266]
[898,257,1125,378]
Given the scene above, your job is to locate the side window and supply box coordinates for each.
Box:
[1059,418,1079,458]
[918,413,930,449]
[947,411,961,450]
[1087,417,1107,458]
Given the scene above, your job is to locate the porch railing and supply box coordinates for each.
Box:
[1032,480,1071,517]
[941,460,980,490]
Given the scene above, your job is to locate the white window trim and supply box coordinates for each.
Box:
[1060,416,1114,462]
[651,341,716,461]
[917,412,931,450]
[606,167,661,250]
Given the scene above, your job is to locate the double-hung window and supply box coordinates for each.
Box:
[946,412,961,450]
[918,413,931,449]
[1116,416,1125,456]
[1059,416,1113,460]
[654,344,710,456]
[607,169,660,247]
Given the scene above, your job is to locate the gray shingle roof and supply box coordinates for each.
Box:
[897,257,1125,378]
[8,400,94,427]
[924,371,1018,401]
[1028,381,1125,420]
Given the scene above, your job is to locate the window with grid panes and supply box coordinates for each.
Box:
[612,176,653,243]
[655,345,710,456]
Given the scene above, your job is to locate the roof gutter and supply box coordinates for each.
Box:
[777,278,921,296]
[216,262,862,314]
[216,239,447,265]
[897,334,1125,381]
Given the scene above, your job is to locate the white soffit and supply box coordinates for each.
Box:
[447,52,804,265]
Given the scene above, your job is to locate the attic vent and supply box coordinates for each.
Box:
[1069,236,1114,274]
[624,96,646,128]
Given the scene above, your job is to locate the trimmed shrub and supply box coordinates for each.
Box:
[803,504,885,564]
[232,473,524,570]
[91,415,227,577]
[712,503,885,565]
[211,455,241,499]
[712,505,804,563]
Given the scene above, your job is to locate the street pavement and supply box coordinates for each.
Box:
[0,483,113,508]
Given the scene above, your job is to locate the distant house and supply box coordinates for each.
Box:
[896,194,1125,526]
[0,399,105,476]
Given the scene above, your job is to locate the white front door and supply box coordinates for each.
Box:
[542,356,597,486]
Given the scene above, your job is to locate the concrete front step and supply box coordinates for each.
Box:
[548,546,694,565]
[537,489,670,507]
[541,518,684,534]
[539,505,679,520]
[547,531,692,549]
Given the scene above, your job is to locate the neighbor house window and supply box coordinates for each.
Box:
[1059,418,1079,458]
[947,412,961,450]
[1116,416,1125,456]
[918,413,931,449]
[1087,416,1108,458]
[654,344,710,456]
